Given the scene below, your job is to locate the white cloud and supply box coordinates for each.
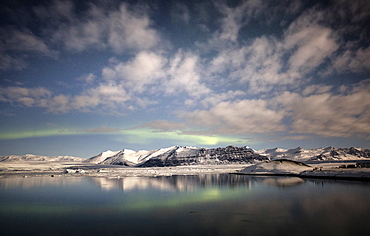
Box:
[288,91,370,137]
[327,46,370,74]
[206,4,342,95]
[102,50,211,100]
[176,79,370,139]
[183,99,286,134]
[44,95,71,113]
[0,87,52,105]
[102,51,166,93]
[70,83,130,112]
[166,51,210,97]
[274,81,370,138]
[283,8,340,76]
[0,83,131,114]
[285,26,339,75]
[200,90,245,108]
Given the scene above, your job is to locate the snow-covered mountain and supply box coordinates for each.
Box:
[256,147,370,162]
[2,146,369,166]
[85,145,268,167]
[0,154,84,162]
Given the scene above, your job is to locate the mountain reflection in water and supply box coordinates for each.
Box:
[1,174,370,236]
[0,174,305,192]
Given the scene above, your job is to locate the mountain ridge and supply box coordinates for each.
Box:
[85,145,370,167]
[1,146,369,167]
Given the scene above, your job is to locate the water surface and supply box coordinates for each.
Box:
[1,174,369,235]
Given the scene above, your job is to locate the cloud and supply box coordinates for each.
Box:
[0,28,56,70]
[38,1,161,53]
[285,84,370,138]
[0,54,28,71]
[102,51,166,93]
[285,25,339,75]
[138,120,186,132]
[84,126,120,133]
[207,5,341,94]
[0,83,130,114]
[106,3,161,52]
[177,78,370,140]
[0,87,52,107]
[165,50,211,97]
[301,85,332,96]
[102,49,211,100]
[1,0,162,71]
[214,0,267,43]
[71,83,130,112]
[77,73,96,85]
[183,99,286,135]
[327,46,370,74]
[200,90,245,108]
[0,28,54,55]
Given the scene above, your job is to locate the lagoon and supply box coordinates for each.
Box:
[1,174,370,235]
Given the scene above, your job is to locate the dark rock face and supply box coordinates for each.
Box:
[312,147,370,160]
[345,147,370,158]
[139,146,268,167]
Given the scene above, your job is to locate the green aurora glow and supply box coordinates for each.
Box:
[0,128,249,148]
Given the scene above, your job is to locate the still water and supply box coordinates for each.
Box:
[1,174,369,236]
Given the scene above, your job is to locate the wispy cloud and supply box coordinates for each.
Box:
[0,28,57,70]
[84,126,120,133]
[36,0,161,53]
[137,120,186,132]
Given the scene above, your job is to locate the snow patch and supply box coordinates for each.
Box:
[239,159,313,175]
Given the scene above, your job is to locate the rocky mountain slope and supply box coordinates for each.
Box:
[256,147,370,161]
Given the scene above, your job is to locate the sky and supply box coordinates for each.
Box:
[0,0,369,158]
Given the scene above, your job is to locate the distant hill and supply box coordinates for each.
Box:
[256,146,370,161]
[0,154,84,162]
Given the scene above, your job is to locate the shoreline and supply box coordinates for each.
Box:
[234,170,370,181]
[0,161,250,178]
[1,161,370,181]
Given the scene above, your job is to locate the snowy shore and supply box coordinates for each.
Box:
[0,161,249,178]
[237,159,370,181]
[1,160,370,181]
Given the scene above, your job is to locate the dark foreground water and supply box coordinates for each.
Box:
[0,174,369,236]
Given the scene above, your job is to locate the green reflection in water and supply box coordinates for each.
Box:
[0,186,251,216]
[122,187,250,211]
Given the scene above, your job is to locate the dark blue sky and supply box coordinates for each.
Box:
[0,0,369,158]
